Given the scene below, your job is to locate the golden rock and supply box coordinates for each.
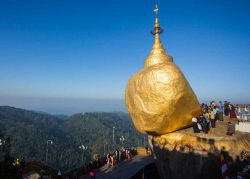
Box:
[125,14,201,135]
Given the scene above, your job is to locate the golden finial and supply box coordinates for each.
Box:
[151,3,162,35]
[144,3,173,68]
[154,4,159,17]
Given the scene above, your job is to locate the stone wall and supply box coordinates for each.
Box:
[148,129,250,179]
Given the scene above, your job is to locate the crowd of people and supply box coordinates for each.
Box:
[106,148,134,168]
[64,148,137,178]
[192,101,239,135]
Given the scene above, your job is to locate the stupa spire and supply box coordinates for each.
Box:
[144,3,173,68]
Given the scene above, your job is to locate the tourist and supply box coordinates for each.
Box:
[110,155,114,167]
[127,149,132,160]
[197,117,202,131]
[226,122,234,136]
[209,109,216,128]
[213,106,219,121]
[204,111,210,131]
[244,105,248,113]
[15,158,20,168]
[115,149,119,161]
[224,101,230,116]
[218,101,224,121]
[125,149,127,159]
[211,101,217,108]
[200,115,208,133]
[237,105,241,114]
[89,170,95,179]
[119,149,122,160]
[192,116,200,133]
[106,153,111,167]
[229,104,237,118]
[219,101,224,115]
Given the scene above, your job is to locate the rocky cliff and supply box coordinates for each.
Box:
[148,120,250,179]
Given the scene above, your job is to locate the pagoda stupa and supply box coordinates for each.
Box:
[125,4,201,135]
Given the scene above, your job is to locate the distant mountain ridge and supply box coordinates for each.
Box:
[0,106,145,171]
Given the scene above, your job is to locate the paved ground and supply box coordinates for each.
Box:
[180,117,240,140]
[80,155,154,179]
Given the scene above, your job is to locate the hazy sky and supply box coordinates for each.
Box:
[0,0,250,114]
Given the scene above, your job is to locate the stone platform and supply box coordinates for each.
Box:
[148,119,250,179]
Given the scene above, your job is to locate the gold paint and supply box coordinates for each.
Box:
[149,130,250,158]
[125,6,200,135]
[144,18,173,68]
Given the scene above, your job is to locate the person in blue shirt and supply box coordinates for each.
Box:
[200,115,208,133]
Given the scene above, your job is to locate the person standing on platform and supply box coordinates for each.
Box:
[229,104,237,118]
[204,111,210,131]
[192,117,200,133]
[224,101,230,116]
[201,115,208,133]
[209,109,216,128]
[218,101,224,121]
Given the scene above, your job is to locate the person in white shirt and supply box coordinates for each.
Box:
[192,117,200,133]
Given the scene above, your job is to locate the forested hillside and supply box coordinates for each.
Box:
[0,106,145,171]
